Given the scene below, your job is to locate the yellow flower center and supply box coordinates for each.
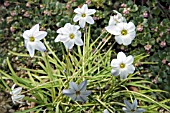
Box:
[81,13,86,17]
[121,29,127,35]
[120,63,125,68]
[76,91,80,95]
[131,109,135,112]
[29,36,35,42]
[69,33,75,39]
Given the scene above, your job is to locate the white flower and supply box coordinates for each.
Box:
[106,22,136,46]
[111,52,135,79]
[62,80,91,102]
[23,24,47,57]
[10,84,25,104]
[104,109,110,113]
[73,4,96,28]
[123,99,146,113]
[106,10,126,27]
[55,23,83,49]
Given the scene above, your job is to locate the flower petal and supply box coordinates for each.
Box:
[104,109,110,113]
[120,69,129,79]
[117,52,126,62]
[80,90,91,96]
[69,81,78,91]
[108,16,116,26]
[122,107,131,112]
[12,95,25,100]
[55,35,62,42]
[23,30,31,39]
[73,14,81,22]
[62,89,75,95]
[34,41,46,52]
[105,26,115,35]
[136,108,146,112]
[115,35,123,45]
[74,37,83,46]
[79,95,88,102]
[79,80,87,91]
[132,99,138,110]
[34,31,47,41]
[86,16,94,24]
[27,43,35,57]
[79,19,86,28]
[126,22,135,33]
[111,59,120,67]
[124,100,132,110]
[82,4,88,12]
[64,40,75,49]
[125,55,134,65]
[122,35,132,46]
[30,24,39,35]
[11,84,16,91]
[128,31,136,40]
[11,87,22,95]
[86,9,96,15]
[73,25,80,32]
[127,65,135,74]
[74,8,82,14]
[111,68,120,76]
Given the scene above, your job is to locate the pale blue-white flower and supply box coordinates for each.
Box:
[104,109,110,113]
[10,84,25,104]
[55,23,83,49]
[106,10,126,28]
[73,4,96,28]
[111,52,135,79]
[62,80,91,102]
[23,24,47,57]
[123,99,146,113]
[106,21,136,46]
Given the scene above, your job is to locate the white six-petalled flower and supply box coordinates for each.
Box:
[123,99,146,113]
[105,10,126,28]
[10,84,25,104]
[23,24,47,57]
[107,22,136,46]
[73,4,96,28]
[62,80,91,102]
[111,52,135,79]
[55,23,83,49]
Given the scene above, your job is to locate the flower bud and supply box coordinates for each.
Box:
[121,3,126,8]
[26,2,31,7]
[10,27,15,32]
[66,3,70,9]
[86,0,91,4]
[143,11,148,18]
[10,11,16,16]
[4,1,10,7]
[7,16,13,23]
[162,59,166,64]
[24,11,30,17]
[168,63,170,67]
[137,24,143,32]
[123,8,130,14]
[144,44,151,51]
[160,41,166,47]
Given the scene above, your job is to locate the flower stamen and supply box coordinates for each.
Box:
[120,63,125,68]
[121,29,127,36]
[81,13,86,17]
[69,33,75,39]
[29,36,35,42]
[76,91,80,95]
